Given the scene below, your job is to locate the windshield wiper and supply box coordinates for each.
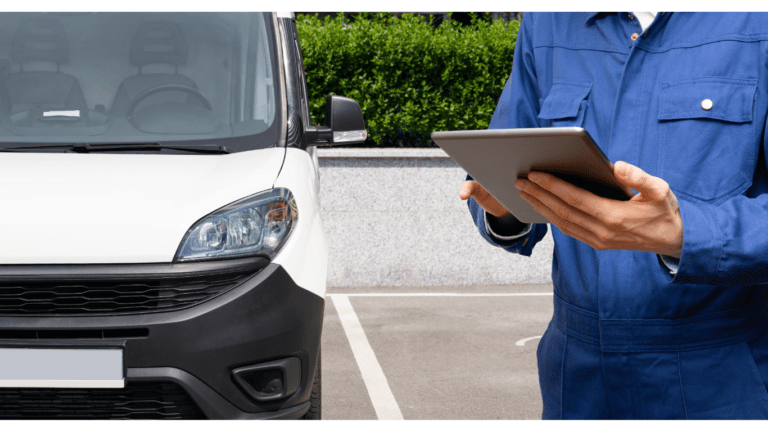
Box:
[0,143,231,154]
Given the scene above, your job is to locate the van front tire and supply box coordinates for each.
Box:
[301,349,321,420]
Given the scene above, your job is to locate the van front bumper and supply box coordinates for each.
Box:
[0,260,324,419]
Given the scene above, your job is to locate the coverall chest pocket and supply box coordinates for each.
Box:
[538,81,591,127]
[658,77,757,203]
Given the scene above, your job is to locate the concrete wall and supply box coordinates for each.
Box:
[318,148,554,287]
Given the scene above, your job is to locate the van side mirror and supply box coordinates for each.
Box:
[306,95,368,146]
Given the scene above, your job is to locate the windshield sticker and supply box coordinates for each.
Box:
[43,110,80,118]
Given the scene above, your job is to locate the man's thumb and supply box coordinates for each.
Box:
[460,181,477,200]
[614,161,662,198]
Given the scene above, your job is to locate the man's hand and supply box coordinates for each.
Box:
[460,180,530,235]
[515,161,684,258]
[460,180,511,218]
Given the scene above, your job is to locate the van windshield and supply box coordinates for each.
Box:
[0,12,282,153]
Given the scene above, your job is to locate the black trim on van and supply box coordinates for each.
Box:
[0,256,269,281]
[0,263,324,418]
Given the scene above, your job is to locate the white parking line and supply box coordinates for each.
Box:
[515,335,543,346]
[330,294,404,420]
[336,293,554,297]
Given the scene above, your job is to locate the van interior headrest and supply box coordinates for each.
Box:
[130,21,188,67]
[11,18,70,64]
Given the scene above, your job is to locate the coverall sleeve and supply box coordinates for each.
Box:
[466,13,548,257]
[667,144,768,285]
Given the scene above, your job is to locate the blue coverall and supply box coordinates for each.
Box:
[467,12,768,419]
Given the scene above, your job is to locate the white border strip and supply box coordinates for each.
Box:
[317,148,450,159]
[515,336,543,347]
[333,293,554,297]
[330,294,404,420]
[0,379,125,388]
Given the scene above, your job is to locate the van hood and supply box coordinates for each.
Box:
[0,147,286,264]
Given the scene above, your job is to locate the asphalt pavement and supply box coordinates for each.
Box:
[321,284,554,420]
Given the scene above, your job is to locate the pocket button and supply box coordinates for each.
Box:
[701,99,713,111]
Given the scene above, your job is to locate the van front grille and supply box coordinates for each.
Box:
[0,382,206,419]
[0,271,256,316]
[0,328,149,339]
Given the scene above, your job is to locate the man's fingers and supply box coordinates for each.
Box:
[614,161,666,200]
[520,190,605,248]
[518,183,608,236]
[522,172,611,220]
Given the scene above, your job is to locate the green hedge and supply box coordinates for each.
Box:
[296,13,520,146]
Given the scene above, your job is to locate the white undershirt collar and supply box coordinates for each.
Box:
[633,12,657,32]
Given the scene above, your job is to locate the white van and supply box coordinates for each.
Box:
[0,12,364,419]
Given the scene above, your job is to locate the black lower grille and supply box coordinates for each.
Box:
[0,266,261,316]
[0,382,206,419]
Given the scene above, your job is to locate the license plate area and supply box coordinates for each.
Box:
[0,348,124,388]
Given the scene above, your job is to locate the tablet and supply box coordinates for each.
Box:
[431,127,634,224]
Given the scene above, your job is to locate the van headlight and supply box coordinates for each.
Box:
[175,188,297,261]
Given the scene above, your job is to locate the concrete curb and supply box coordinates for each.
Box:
[317,148,450,159]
